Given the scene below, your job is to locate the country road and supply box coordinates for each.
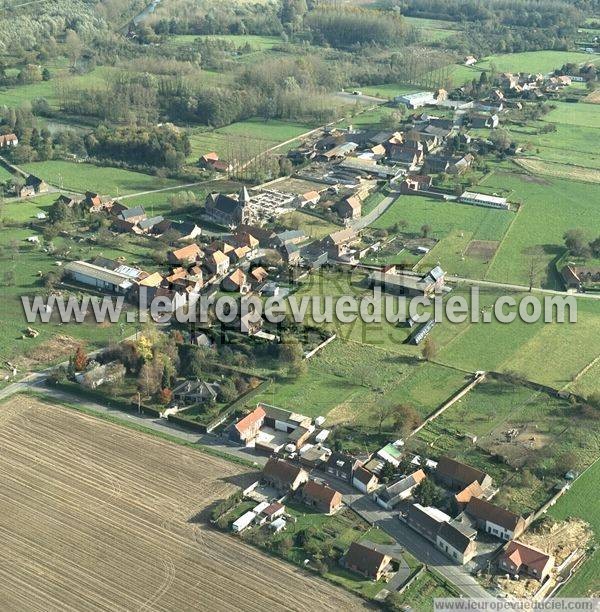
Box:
[449,275,600,300]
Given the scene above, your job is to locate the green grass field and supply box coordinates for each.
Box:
[477,51,600,74]
[188,118,313,163]
[0,225,149,366]
[372,194,514,278]
[480,172,600,288]
[550,459,600,596]
[20,161,182,196]
[404,16,459,42]
[0,66,118,108]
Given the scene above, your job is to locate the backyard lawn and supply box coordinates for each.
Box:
[416,377,600,514]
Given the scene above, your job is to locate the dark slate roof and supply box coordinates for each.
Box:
[466,497,522,531]
[437,456,489,487]
[345,542,389,576]
[208,192,240,214]
[408,504,443,536]
[324,451,360,478]
[438,521,473,553]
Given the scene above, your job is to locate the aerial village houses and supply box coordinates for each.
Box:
[499,541,554,582]
[229,405,266,445]
[335,195,362,220]
[321,451,362,483]
[343,542,393,581]
[172,379,219,405]
[262,457,309,493]
[435,456,493,492]
[406,504,477,565]
[0,133,18,148]
[301,481,343,514]
[352,466,379,494]
[373,470,426,510]
[168,243,203,266]
[465,497,526,541]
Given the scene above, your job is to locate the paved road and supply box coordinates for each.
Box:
[350,193,398,231]
[334,489,492,599]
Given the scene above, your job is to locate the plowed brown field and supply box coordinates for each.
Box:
[0,396,366,612]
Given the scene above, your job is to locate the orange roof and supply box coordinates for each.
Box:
[171,243,202,261]
[226,268,247,286]
[235,406,266,434]
[455,481,484,504]
[303,190,320,201]
[233,246,250,259]
[202,151,219,161]
[250,267,268,282]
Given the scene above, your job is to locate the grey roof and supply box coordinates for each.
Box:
[378,473,421,502]
[208,193,240,214]
[120,206,145,220]
[260,403,293,422]
[425,266,445,282]
[65,260,133,288]
[408,504,443,537]
[324,452,360,477]
[369,270,432,292]
[138,215,164,230]
[276,230,305,243]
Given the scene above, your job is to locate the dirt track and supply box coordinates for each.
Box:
[0,396,367,612]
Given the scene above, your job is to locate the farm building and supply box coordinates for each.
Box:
[64,261,134,293]
[459,191,509,210]
[435,456,493,491]
[368,266,446,298]
[406,504,477,565]
[395,91,437,109]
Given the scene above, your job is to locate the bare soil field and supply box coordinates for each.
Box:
[465,240,499,259]
[0,396,367,612]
